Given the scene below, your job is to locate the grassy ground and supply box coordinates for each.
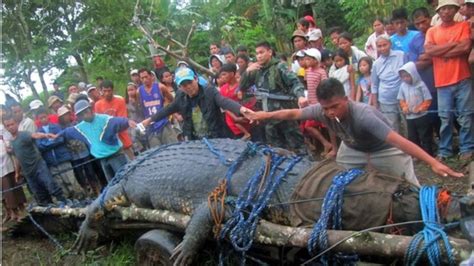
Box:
[1,158,471,265]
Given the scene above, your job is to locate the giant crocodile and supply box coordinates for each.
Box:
[72,138,465,265]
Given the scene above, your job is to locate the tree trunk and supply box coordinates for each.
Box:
[73,53,88,83]
[28,205,472,264]
[24,71,41,100]
[36,67,50,100]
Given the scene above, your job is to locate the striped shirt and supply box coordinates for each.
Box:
[305,67,328,104]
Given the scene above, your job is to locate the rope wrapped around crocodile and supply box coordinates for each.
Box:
[20,139,473,265]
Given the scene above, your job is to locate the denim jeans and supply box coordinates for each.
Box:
[437,79,474,157]
[100,152,128,181]
[26,160,65,205]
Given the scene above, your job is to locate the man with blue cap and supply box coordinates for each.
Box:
[139,67,251,140]
[58,99,137,181]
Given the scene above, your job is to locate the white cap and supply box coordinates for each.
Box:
[295,50,305,58]
[78,82,86,90]
[130,69,139,75]
[307,29,322,42]
[86,84,97,93]
[29,99,44,110]
[303,48,322,62]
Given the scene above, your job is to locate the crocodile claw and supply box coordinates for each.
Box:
[71,222,99,253]
[170,242,194,266]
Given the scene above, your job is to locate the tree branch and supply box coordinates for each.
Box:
[133,0,213,76]
[134,19,212,75]
[183,20,196,57]
[28,204,472,264]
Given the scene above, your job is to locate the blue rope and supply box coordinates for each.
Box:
[404,186,455,266]
[306,168,365,265]
[224,142,259,193]
[27,213,65,251]
[219,147,301,265]
[202,138,232,166]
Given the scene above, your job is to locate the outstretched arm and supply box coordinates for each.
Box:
[385,131,463,178]
[244,108,303,122]
[31,132,56,140]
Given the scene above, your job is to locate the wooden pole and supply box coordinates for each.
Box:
[28,205,472,263]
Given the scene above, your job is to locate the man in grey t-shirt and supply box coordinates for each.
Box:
[243,78,463,186]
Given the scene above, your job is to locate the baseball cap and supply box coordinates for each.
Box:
[130,69,139,75]
[78,82,86,90]
[291,29,307,42]
[321,49,334,61]
[295,50,305,58]
[47,95,63,108]
[466,0,474,3]
[174,67,196,86]
[57,106,70,117]
[74,99,90,115]
[67,93,80,104]
[304,15,316,27]
[436,0,460,11]
[86,84,97,93]
[307,29,322,42]
[176,61,189,67]
[29,99,44,111]
[303,48,322,61]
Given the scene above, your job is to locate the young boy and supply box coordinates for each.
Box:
[397,62,433,155]
[35,107,86,199]
[3,114,66,206]
[302,48,333,155]
[219,64,252,140]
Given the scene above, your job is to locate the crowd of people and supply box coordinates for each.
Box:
[1,0,473,222]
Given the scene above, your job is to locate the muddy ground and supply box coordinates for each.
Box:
[1,159,472,266]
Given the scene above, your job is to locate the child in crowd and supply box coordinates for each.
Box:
[294,51,306,87]
[236,54,250,72]
[301,48,333,156]
[365,17,386,59]
[3,114,66,206]
[58,106,102,196]
[157,68,177,97]
[329,49,355,99]
[355,57,373,105]
[320,50,333,73]
[155,69,184,141]
[125,82,149,152]
[397,62,433,155]
[35,108,85,199]
[219,64,252,140]
[0,105,26,222]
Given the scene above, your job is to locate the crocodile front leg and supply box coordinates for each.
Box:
[72,184,130,253]
[170,202,222,266]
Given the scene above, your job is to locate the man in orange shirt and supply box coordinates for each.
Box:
[425,0,473,161]
[95,80,135,160]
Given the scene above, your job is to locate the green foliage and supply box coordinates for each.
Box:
[220,16,274,51]
[3,0,433,103]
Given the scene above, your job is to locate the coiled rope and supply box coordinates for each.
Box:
[404,185,455,266]
[218,146,301,265]
[307,168,365,265]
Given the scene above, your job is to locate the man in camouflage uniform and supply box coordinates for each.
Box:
[240,41,308,153]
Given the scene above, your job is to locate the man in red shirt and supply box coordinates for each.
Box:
[94,80,135,160]
[425,0,473,161]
